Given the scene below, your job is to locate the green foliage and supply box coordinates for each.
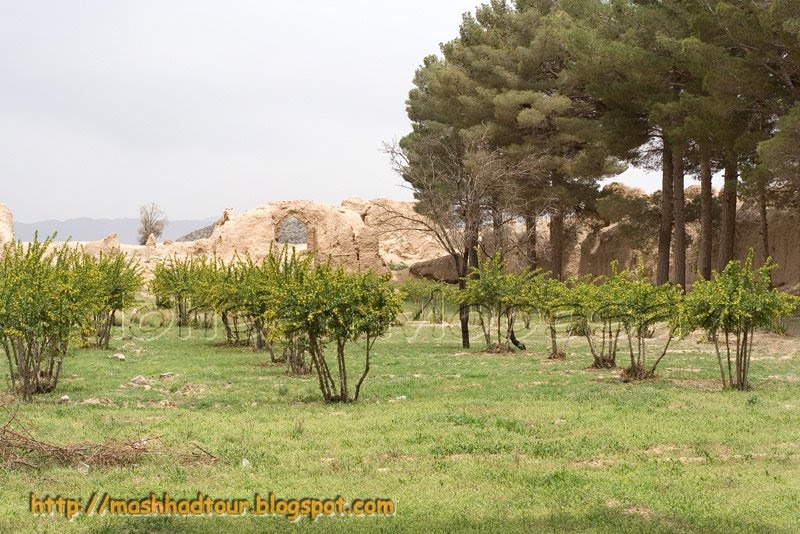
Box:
[461,253,529,351]
[522,272,571,359]
[151,257,196,328]
[595,184,654,226]
[398,277,457,324]
[150,250,402,402]
[279,263,402,402]
[0,236,100,400]
[686,252,800,390]
[569,273,623,369]
[570,261,687,374]
[613,263,687,379]
[81,250,143,349]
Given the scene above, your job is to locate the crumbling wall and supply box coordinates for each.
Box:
[0,203,14,250]
[6,194,797,294]
[206,200,386,272]
[410,207,800,295]
[22,199,392,277]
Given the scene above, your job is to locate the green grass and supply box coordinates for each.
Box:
[2,316,800,533]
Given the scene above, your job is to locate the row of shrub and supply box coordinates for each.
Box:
[150,250,402,403]
[457,253,799,390]
[0,238,401,404]
[2,233,796,400]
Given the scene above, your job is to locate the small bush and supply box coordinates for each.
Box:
[81,250,143,349]
[686,252,799,390]
[0,236,100,400]
[461,253,529,351]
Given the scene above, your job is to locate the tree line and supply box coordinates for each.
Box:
[389,0,800,346]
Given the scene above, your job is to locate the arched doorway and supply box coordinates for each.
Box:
[277,216,309,249]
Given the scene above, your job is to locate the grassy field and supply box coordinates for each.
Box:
[1,314,800,533]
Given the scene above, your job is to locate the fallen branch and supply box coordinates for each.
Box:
[0,412,159,469]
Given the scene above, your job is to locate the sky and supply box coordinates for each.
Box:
[0,0,664,223]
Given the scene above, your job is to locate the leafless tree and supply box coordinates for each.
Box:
[138,202,167,245]
[382,126,536,348]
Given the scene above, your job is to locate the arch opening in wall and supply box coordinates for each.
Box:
[277,216,309,248]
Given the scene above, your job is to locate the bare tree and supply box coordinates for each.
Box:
[138,202,167,245]
[382,126,534,349]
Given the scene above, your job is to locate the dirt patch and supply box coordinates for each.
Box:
[177,384,206,397]
[573,457,618,468]
[540,358,568,366]
[645,444,680,456]
[667,379,720,390]
[767,375,800,383]
[128,375,153,387]
[82,398,115,407]
[606,499,653,520]
[675,456,706,464]
[753,333,800,357]
[182,444,219,467]
[624,506,652,519]
[375,452,417,462]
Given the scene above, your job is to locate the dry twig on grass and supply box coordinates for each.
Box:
[183,442,219,467]
[0,404,159,469]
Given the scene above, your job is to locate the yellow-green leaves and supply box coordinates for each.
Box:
[685,252,799,389]
[686,253,799,336]
[0,235,109,399]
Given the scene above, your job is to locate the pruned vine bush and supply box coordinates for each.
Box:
[277,263,402,402]
[151,257,196,330]
[0,237,100,400]
[686,253,799,390]
[81,250,143,349]
[461,253,529,352]
[399,277,457,324]
[522,272,571,359]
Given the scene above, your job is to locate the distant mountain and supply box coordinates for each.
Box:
[14,217,216,245]
[176,223,216,242]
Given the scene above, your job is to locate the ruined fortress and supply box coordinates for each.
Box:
[1,194,798,294]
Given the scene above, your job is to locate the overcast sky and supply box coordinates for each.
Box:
[0,0,662,223]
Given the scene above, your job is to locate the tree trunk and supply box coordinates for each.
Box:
[717,151,738,270]
[221,311,233,344]
[308,333,331,402]
[673,144,686,289]
[491,204,505,255]
[354,336,372,401]
[524,213,538,270]
[549,173,565,280]
[454,250,472,350]
[657,143,674,285]
[337,339,348,402]
[548,317,560,358]
[699,142,713,280]
[797,189,800,268]
[550,208,564,280]
[758,179,769,266]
